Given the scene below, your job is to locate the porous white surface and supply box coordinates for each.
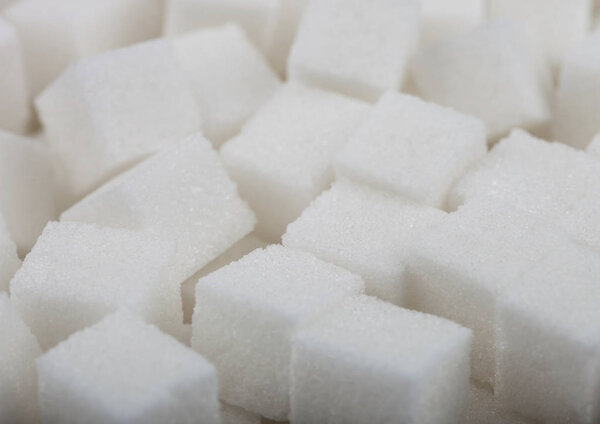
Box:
[10,221,182,350]
[36,39,202,198]
[191,245,365,420]
[489,0,592,68]
[495,242,600,424]
[5,0,163,98]
[173,24,281,146]
[0,292,41,424]
[288,0,419,101]
[220,82,369,241]
[413,19,549,140]
[0,130,57,256]
[0,18,30,134]
[554,30,600,149]
[221,402,261,424]
[290,295,472,424]
[0,212,21,292]
[283,179,446,305]
[61,134,256,284]
[37,311,220,424]
[407,199,569,384]
[335,92,487,208]
[420,0,485,46]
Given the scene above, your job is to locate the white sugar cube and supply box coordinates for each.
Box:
[288,0,419,101]
[36,39,202,198]
[221,403,261,424]
[173,24,281,146]
[554,30,600,149]
[267,0,308,76]
[495,242,600,424]
[191,245,365,419]
[420,0,485,46]
[489,0,593,68]
[220,83,368,241]
[413,20,550,140]
[587,132,600,158]
[37,311,219,424]
[283,180,445,305]
[334,92,487,208]
[0,293,41,424]
[61,134,256,284]
[5,0,162,98]
[0,212,20,292]
[10,221,182,350]
[466,383,534,424]
[0,130,57,255]
[182,233,268,323]
[0,18,30,134]
[407,199,569,384]
[290,295,472,424]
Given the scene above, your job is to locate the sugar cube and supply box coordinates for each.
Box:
[61,134,256,284]
[267,0,308,76]
[10,221,182,350]
[220,82,369,241]
[0,212,20,292]
[466,382,534,424]
[420,0,485,46]
[288,0,419,101]
[495,242,600,424]
[36,39,202,198]
[173,24,281,146]
[0,293,41,424]
[191,245,365,419]
[290,295,472,424]
[554,30,600,149]
[587,132,600,158]
[37,311,220,424]
[406,199,569,384]
[283,179,446,305]
[5,0,162,98]
[0,130,57,255]
[413,19,550,140]
[221,403,261,424]
[489,0,593,68]
[0,18,30,134]
[334,92,487,208]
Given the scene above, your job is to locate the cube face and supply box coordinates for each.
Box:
[10,221,181,350]
[0,18,30,134]
[283,179,446,305]
[37,311,220,424]
[220,83,369,241]
[36,39,202,197]
[0,131,57,256]
[191,245,364,419]
[0,293,41,424]
[413,20,549,139]
[335,92,487,208]
[495,243,600,424]
[406,199,569,384]
[173,24,281,146]
[290,296,472,424]
[0,212,21,292]
[61,134,256,284]
[420,0,485,46]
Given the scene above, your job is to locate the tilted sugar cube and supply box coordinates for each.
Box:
[61,134,256,284]
[37,311,220,424]
[290,295,472,424]
[406,199,570,384]
[0,293,41,424]
[420,0,485,46]
[495,242,600,424]
[36,39,202,198]
[191,245,365,419]
[489,0,593,68]
[0,18,30,134]
[10,221,182,350]
[288,0,419,101]
[283,179,446,305]
[554,30,600,149]
[0,130,57,256]
[220,82,369,241]
[413,19,550,140]
[0,212,20,292]
[173,24,281,146]
[587,132,600,158]
[221,403,261,424]
[334,92,487,208]
[5,0,162,98]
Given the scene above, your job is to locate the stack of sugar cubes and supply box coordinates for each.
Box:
[1,0,600,423]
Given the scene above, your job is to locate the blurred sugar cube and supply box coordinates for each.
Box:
[0,212,21,292]
[420,0,485,46]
